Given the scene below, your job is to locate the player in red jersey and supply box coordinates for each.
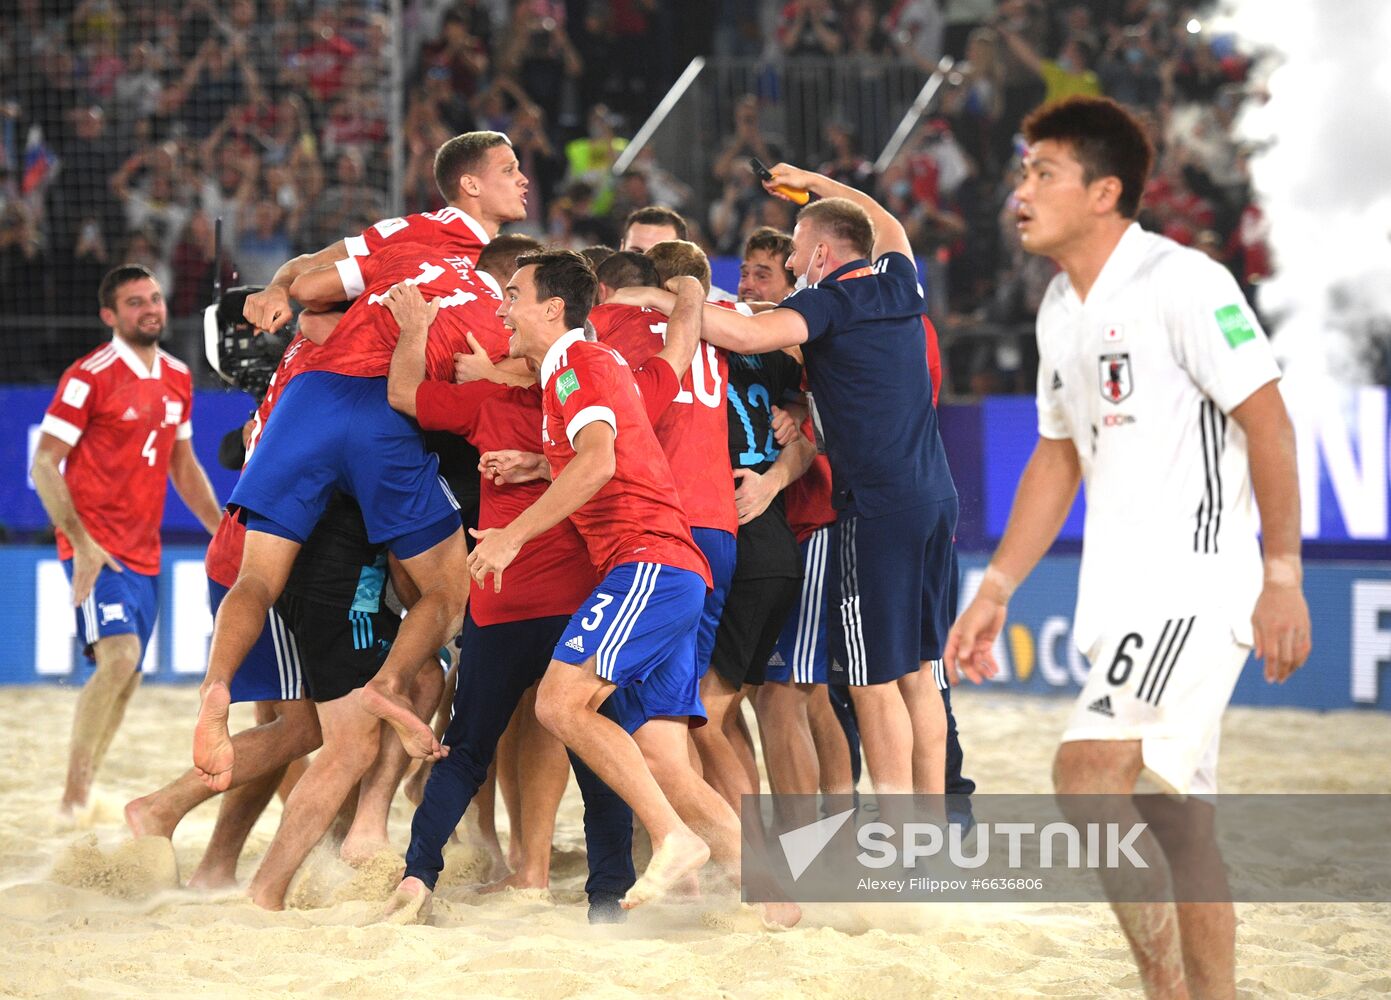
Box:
[379,274,715,921]
[242,131,528,335]
[191,242,512,806]
[463,250,798,924]
[590,247,771,811]
[590,244,738,672]
[32,265,221,816]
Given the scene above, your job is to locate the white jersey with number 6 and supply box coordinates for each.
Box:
[1034,223,1281,655]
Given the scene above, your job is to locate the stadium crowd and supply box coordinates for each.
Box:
[1,0,1269,393]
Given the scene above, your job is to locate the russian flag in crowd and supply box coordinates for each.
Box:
[21,126,53,195]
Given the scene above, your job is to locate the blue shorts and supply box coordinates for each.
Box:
[692,527,736,676]
[230,371,461,558]
[63,559,158,660]
[209,579,304,703]
[767,526,831,684]
[553,562,708,734]
[827,497,959,686]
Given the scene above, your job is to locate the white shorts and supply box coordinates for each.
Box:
[1061,613,1250,796]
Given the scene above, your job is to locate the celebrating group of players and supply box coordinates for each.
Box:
[41,126,968,926]
[37,94,1315,993]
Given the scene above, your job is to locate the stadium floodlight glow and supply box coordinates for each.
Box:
[1186,18,1202,33]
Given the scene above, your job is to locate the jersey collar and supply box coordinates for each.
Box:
[540,328,587,389]
[475,268,504,300]
[820,258,873,286]
[456,209,491,247]
[110,333,162,379]
[1069,221,1144,307]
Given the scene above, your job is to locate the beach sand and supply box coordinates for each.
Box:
[1,685,1387,999]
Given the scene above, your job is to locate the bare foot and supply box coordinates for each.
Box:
[193,682,235,792]
[249,884,285,911]
[340,834,393,867]
[621,828,710,910]
[382,876,433,924]
[361,683,447,761]
[479,869,548,894]
[124,793,179,840]
[187,864,239,890]
[759,901,802,928]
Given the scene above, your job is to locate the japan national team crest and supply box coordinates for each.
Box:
[1098,352,1132,403]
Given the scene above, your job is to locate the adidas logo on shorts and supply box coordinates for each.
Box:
[1088,695,1114,717]
[768,651,785,667]
[565,635,585,653]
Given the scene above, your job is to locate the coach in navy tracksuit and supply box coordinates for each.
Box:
[612,165,973,802]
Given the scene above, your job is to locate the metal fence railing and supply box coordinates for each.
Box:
[642,56,933,211]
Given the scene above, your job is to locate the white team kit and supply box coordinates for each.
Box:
[1034,223,1281,795]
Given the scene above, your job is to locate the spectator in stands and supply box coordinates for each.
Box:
[0,201,49,315]
[843,0,894,58]
[942,0,996,59]
[887,0,946,72]
[996,18,1102,106]
[469,75,535,135]
[564,104,627,217]
[298,148,387,252]
[708,168,761,256]
[110,146,191,265]
[711,96,783,184]
[120,227,173,300]
[323,83,388,162]
[236,199,294,287]
[55,215,112,316]
[1098,25,1164,109]
[497,3,582,127]
[198,144,258,257]
[511,101,565,228]
[777,0,841,57]
[818,122,873,192]
[110,42,164,134]
[171,210,236,317]
[942,27,1005,176]
[628,146,693,214]
[420,10,490,99]
[45,105,123,266]
[290,9,359,104]
[163,36,261,140]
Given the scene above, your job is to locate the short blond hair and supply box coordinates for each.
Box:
[797,197,875,259]
[644,239,711,294]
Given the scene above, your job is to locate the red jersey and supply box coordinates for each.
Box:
[540,330,711,584]
[301,242,510,381]
[205,335,319,587]
[589,302,737,536]
[415,380,597,625]
[344,206,491,267]
[41,338,195,575]
[785,317,941,541]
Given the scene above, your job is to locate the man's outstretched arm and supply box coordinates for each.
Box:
[762,162,913,260]
[608,286,810,356]
[244,239,349,333]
